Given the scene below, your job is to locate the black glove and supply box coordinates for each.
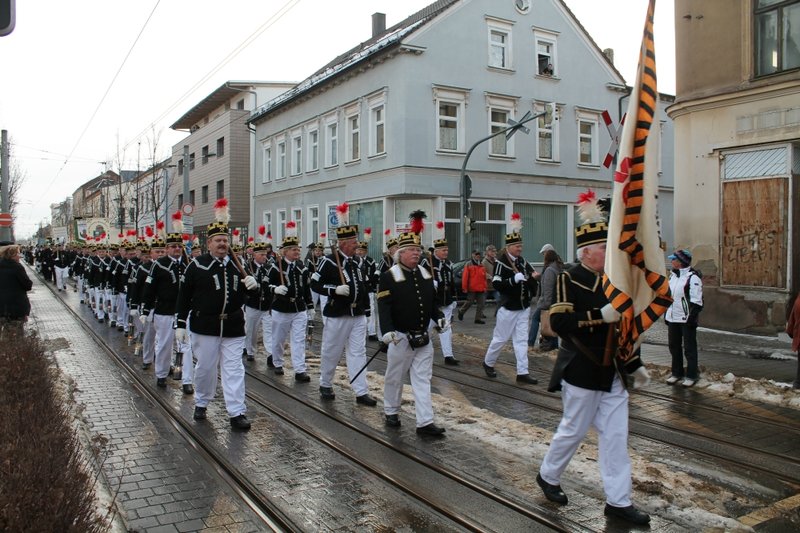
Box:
[687,304,702,327]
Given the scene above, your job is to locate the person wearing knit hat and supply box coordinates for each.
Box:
[665,248,704,387]
[421,220,459,365]
[482,213,540,385]
[355,227,379,341]
[175,198,258,431]
[537,190,650,525]
[267,221,314,381]
[311,202,377,406]
[377,210,448,436]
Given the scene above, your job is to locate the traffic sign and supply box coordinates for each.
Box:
[0,212,12,227]
[181,203,194,216]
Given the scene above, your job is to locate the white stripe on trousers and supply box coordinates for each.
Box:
[192,333,246,417]
[319,315,368,395]
[116,294,128,331]
[366,293,377,336]
[270,310,308,373]
[244,306,272,356]
[142,311,156,364]
[483,306,531,375]
[539,377,632,507]
[383,335,435,427]
[153,313,176,379]
[435,301,457,358]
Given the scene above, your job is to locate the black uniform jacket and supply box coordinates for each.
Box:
[176,253,250,337]
[422,254,456,306]
[358,255,377,292]
[267,258,313,313]
[142,255,185,316]
[376,254,393,289]
[125,257,141,297]
[129,259,153,309]
[547,262,643,392]
[377,263,443,334]
[87,256,107,288]
[111,255,128,294]
[245,261,272,311]
[492,252,538,310]
[311,251,370,318]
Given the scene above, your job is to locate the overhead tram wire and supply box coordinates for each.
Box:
[123,0,303,154]
[36,0,163,207]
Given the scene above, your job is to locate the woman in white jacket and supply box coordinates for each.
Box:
[664,249,703,387]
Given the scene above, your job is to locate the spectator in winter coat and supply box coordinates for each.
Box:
[785,291,800,390]
[664,249,703,388]
[529,245,564,350]
[458,250,487,324]
[0,244,33,326]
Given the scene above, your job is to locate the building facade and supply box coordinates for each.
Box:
[668,0,800,332]
[249,0,675,266]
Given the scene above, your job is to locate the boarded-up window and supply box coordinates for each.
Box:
[721,178,787,288]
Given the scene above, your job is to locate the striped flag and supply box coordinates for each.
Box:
[603,0,672,362]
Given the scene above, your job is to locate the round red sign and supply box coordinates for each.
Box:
[0,213,12,227]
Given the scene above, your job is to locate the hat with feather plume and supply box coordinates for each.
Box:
[207,198,230,237]
[333,202,358,240]
[574,189,608,248]
[504,213,523,246]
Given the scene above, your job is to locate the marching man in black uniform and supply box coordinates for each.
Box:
[53,243,71,292]
[244,226,273,362]
[267,223,314,381]
[311,203,377,406]
[175,199,258,430]
[378,215,447,436]
[482,214,539,384]
[536,192,651,525]
[422,221,459,365]
[355,228,378,341]
[306,239,325,317]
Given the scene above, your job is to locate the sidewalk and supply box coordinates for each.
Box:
[453,301,798,385]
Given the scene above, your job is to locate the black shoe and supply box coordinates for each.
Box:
[516,374,538,385]
[242,348,248,358]
[416,423,446,436]
[385,414,401,427]
[604,504,650,525]
[142,362,151,370]
[474,319,486,324]
[182,384,194,395]
[246,354,254,361]
[156,377,167,387]
[110,321,116,327]
[536,474,568,505]
[193,406,207,420]
[356,394,377,406]
[80,299,84,304]
[368,335,378,341]
[267,355,275,368]
[320,386,336,400]
[457,311,464,321]
[294,372,310,382]
[273,367,285,375]
[117,325,124,332]
[444,357,460,366]
[230,414,251,431]
[97,318,104,324]
[483,362,497,378]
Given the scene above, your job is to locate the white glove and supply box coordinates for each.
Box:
[433,280,439,290]
[174,328,188,344]
[600,303,621,323]
[437,318,450,333]
[274,285,288,296]
[243,275,258,290]
[513,272,526,283]
[335,284,350,296]
[631,366,651,389]
[129,309,139,319]
[139,314,148,325]
[381,331,400,345]
[307,309,315,321]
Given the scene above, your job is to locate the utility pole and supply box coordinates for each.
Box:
[0,129,12,242]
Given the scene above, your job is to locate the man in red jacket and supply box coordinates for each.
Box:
[457,250,487,324]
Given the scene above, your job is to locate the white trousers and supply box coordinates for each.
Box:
[192,333,246,417]
[319,295,329,326]
[435,301,457,358]
[383,335,435,427]
[116,293,129,331]
[539,377,632,507]
[55,265,69,290]
[484,307,531,375]
[366,293,377,336]
[77,276,85,298]
[244,306,272,357]
[271,310,308,373]
[319,315,368,395]
[142,311,156,364]
[153,313,176,379]
[93,287,106,319]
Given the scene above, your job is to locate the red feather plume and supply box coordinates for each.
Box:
[258,225,266,236]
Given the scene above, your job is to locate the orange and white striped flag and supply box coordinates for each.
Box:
[603,0,672,362]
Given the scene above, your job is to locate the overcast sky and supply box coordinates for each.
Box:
[0,0,675,239]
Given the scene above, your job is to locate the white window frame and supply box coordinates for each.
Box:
[307,205,320,245]
[575,108,601,167]
[533,28,559,77]
[433,86,469,153]
[277,139,287,179]
[307,127,319,171]
[261,142,272,183]
[291,130,302,176]
[262,211,272,238]
[486,93,517,157]
[535,101,560,162]
[369,96,386,157]
[345,105,361,162]
[276,209,286,243]
[291,207,302,243]
[487,16,514,70]
[325,114,338,167]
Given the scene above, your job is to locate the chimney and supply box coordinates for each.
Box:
[603,47,614,65]
[372,12,386,38]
